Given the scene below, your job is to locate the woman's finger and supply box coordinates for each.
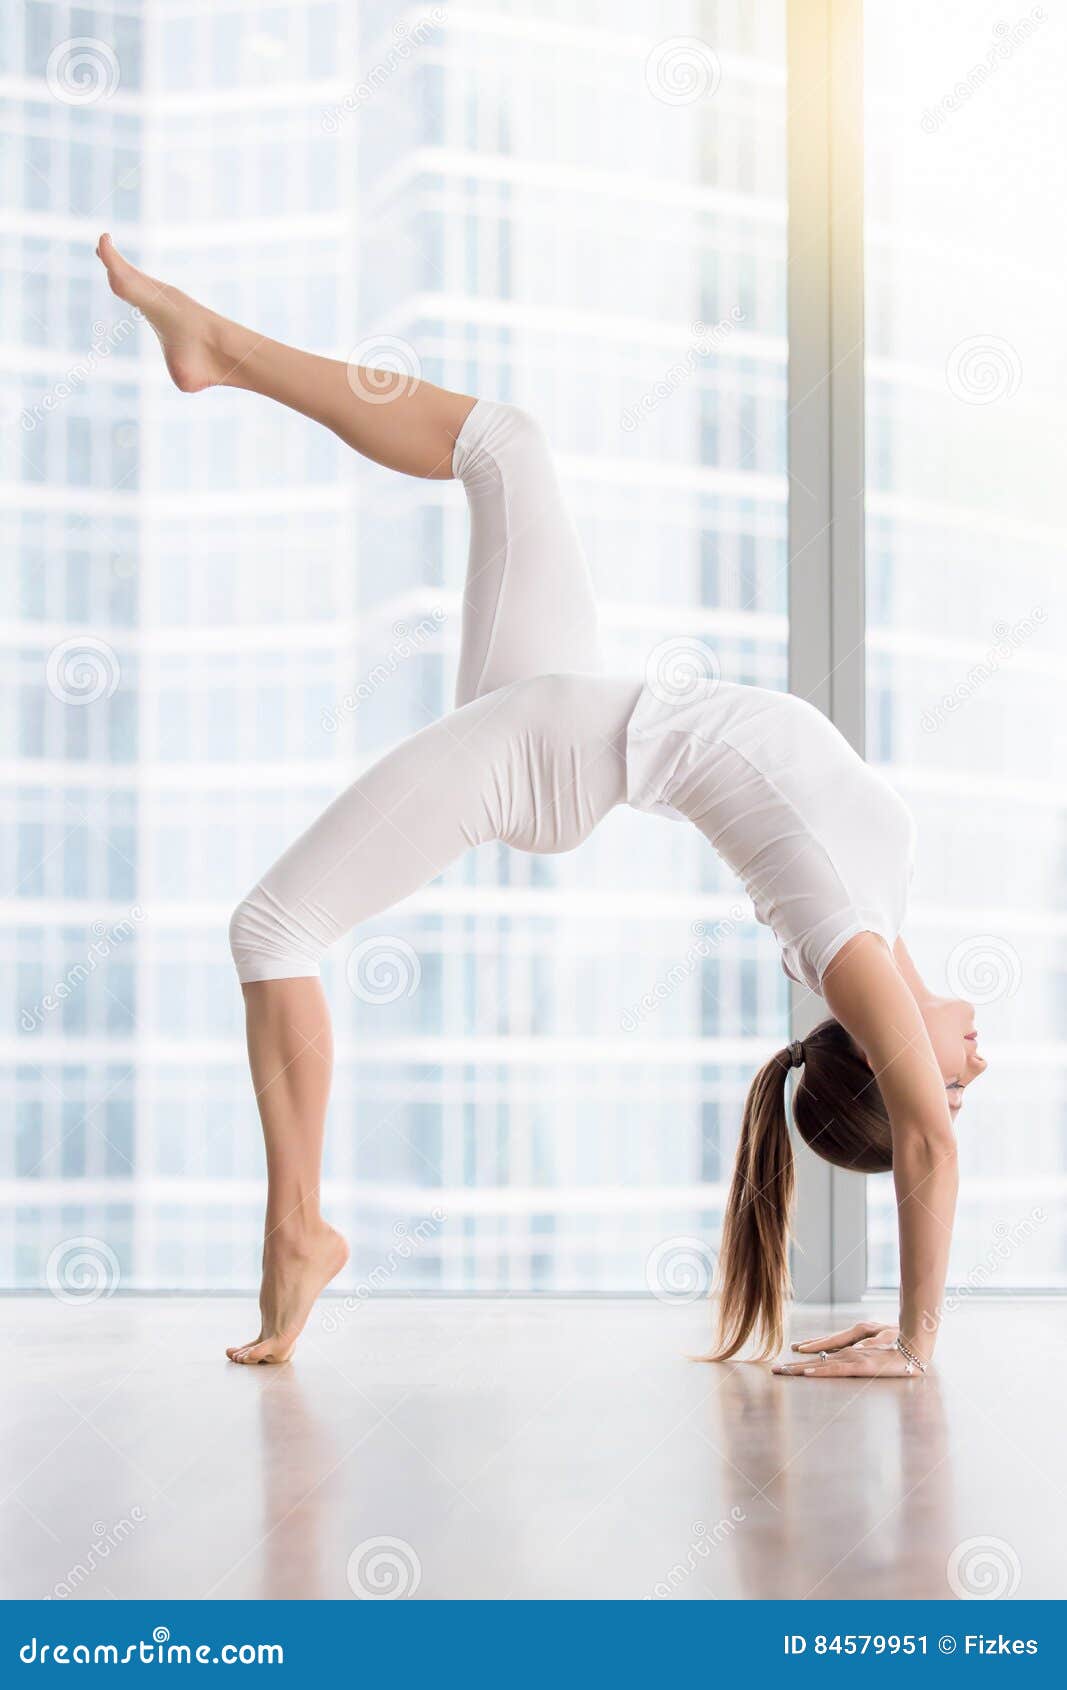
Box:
[790,1323,876,1353]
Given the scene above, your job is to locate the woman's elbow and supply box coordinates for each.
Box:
[893,1121,959,1165]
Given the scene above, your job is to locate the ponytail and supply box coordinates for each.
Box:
[704,1018,893,1363]
[709,1047,796,1361]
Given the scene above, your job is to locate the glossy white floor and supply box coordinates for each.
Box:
[1,1297,1060,1601]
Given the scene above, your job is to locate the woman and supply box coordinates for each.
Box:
[95,234,986,1372]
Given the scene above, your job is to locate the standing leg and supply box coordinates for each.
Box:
[224,693,523,1362]
[95,233,475,478]
[226,976,346,1364]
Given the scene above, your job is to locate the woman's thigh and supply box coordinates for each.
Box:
[452,401,603,705]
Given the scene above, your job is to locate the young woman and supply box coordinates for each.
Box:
[95,234,987,1372]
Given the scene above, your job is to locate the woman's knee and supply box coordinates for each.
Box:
[228,886,323,985]
[453,400,550,486]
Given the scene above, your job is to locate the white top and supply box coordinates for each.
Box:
[626,681,916,993]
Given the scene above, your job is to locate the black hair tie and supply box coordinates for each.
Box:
[788,1040,805,1069]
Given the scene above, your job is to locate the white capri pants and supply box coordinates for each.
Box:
[229,401,641,983]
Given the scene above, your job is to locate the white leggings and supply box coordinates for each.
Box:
[229,401,641,983]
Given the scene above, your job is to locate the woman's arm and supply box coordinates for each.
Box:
[781,933,958,1378]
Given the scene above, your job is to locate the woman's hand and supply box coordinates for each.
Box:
[793,1320,898,1355]
[772,1322,929,1377]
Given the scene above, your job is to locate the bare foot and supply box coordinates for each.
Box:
[227,1223,349,1365]
[95,231,232,394]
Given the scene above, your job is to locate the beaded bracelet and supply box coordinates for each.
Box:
[895,1335,928,1374]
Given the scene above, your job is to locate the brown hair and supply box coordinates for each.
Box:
[708,1017,892,1362]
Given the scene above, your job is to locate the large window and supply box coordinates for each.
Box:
[4,1,789,1291]
[864,0,1066,1287]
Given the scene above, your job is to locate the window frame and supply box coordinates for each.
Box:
[786,0,868,1303]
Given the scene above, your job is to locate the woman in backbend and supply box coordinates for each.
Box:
[95,234,986,1375]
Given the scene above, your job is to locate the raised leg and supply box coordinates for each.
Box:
[96,234,604,695]
[451,401,604,705]
[95,232,475,478]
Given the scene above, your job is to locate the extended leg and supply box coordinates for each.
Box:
[96,235,605,698]
[95,233,475,478]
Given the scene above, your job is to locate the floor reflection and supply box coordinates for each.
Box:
[255,1368,340,1599]
[707,1363,954,1598]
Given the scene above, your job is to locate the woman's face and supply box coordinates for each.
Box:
[919,995,988,1115]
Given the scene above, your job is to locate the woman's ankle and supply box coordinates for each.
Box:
[265,1211,328,1252]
